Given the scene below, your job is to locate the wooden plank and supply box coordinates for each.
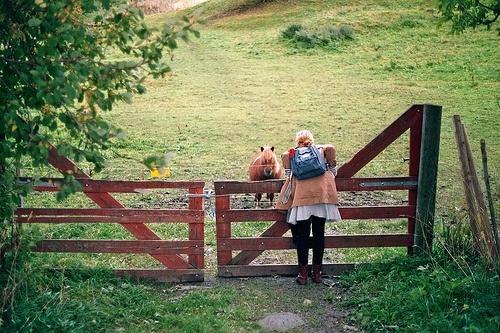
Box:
[228,221,290,265]
[337,177,417,191]
[454,118,482,253]
[464,126,497,260]
[453,117,496,260]
[481,139,500,255]
[218,263,356,277]
[16,216,204,224]
[215,195,232,265]
[218,209,285,223]
[407,108,422,255]
[219,206,415,223]
[115,269,204,283]
[188,187,205,269]
[214,180,284,195]
[213,177,417,195]
[219,234,412,251]
[18,177,205,192]
[33,239,204,255]
[337,104,422,178]
[414,105,442,254]
[16,208,204,224]
[47,144,192,269]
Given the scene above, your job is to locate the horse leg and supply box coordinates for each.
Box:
[268,192,275,207]
[255,193,262,209]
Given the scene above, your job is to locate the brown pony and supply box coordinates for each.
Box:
[248,146,283,207]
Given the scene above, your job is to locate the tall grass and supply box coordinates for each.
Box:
[339,213,500,332]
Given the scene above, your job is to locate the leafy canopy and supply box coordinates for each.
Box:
[438,0,500,34]
[0,0,198,251]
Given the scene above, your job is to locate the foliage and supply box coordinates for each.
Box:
[0,0,198,263]
[1,267,255,332]
[438,0,500,34]
[281,23,355,50]
[281,23,304,39]
[339,253,500,332]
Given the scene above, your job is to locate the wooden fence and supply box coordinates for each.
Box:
[214,104,442,277]
[15,143,205,282]
[13,104,442,281]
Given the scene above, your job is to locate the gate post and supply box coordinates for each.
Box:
[414,104,442,254]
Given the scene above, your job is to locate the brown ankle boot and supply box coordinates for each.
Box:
[312,264,322,284]
[296,265,309,285]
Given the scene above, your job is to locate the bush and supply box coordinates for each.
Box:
[281,23,355,50]
[281,23,304,39]
[339,25,355,39]
[292,29,318,48]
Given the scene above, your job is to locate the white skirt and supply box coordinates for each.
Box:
[287,203,341,225]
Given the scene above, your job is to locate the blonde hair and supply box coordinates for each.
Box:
[295,130,314,147]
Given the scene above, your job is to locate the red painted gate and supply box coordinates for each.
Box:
[214,104,441,277]
[15,145,205,282]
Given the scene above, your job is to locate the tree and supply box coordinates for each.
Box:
[438,0,500,34]
[0,0,198,261]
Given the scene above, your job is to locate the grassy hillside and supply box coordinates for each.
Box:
[24,0,498,265]
[5,0,499,332]
[116,0,498,201]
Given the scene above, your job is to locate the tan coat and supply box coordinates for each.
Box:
[275,145,339,211]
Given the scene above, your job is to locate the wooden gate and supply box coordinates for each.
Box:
[214,104,442,277]
[15,145,205,282]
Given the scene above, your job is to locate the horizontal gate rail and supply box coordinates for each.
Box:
[16,179,205,282]
[217,206,415,222]
[16,208,204,224]
[115,269,203,282]
[218,234,412,251]
[34,240,204,255]
[218,264,356,278]
[17,177,205,192]
[213,176,418,194]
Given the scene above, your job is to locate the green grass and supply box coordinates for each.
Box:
[26,0,499,262]
[339,253,500,332]
[2,268,258,332]
[6,0,500,332]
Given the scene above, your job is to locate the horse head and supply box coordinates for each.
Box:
[260,146,277,178]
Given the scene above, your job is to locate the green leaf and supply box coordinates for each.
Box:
[27,17,42,27]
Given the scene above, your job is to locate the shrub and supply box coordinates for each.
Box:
[292,29,318,48]
[281,23,355,50]
[339,25,355,39]
[281,23,305,39]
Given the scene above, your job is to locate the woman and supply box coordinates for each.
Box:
[276,130,341,285]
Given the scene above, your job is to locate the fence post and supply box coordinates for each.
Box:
[188,185,204,269]
[414,104,442,254]
[215,193,232,267]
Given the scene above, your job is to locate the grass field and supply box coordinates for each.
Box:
[6,0,499,332]
[24,0,499,268]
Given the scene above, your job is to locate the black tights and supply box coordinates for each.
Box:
[290,216,326,266]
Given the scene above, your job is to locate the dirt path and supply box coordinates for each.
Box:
[167,276,359,332]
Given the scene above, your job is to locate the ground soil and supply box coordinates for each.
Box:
[164,275,359,333]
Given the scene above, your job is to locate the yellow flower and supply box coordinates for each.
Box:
[150,167,171,178]
[150,168,160,178]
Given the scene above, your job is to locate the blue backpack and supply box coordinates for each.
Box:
[290,145,327,180]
